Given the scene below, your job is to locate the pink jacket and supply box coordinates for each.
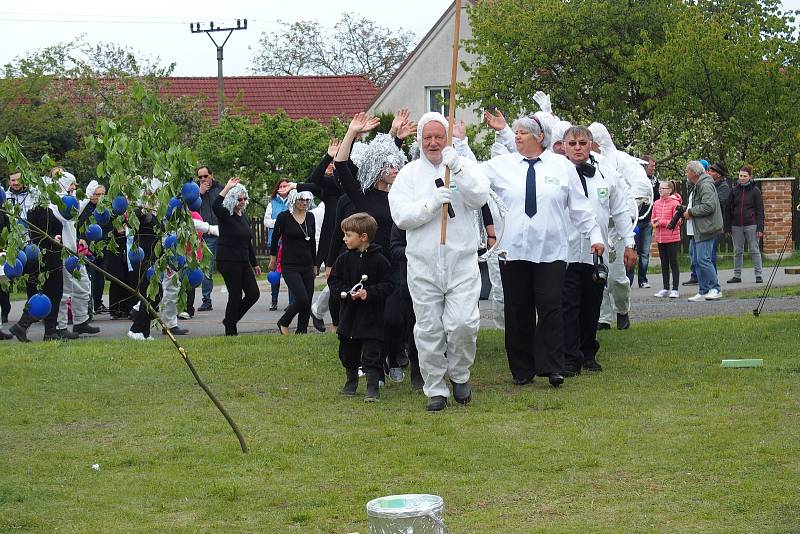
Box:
[651,196,682,244]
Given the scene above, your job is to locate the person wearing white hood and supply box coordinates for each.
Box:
[587,122,648,331]
[388,112,490,411]
[479,115,605,387]
[51,167,100,339]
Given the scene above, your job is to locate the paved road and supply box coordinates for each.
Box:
[3,266,798,342]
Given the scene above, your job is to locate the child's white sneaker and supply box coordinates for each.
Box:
[654,289,669,298]
[668,290,679,298]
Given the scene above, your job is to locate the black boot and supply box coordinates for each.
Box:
[409,359,425,392]
[74,320,100,335]
[55,328,80,340]
[43,319,60,341]
[0,328,12,340]
[10,312,34,343]
[365,370,380,402]
[341,368,359,395]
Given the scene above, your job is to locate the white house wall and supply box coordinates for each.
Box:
[369,4,480,126]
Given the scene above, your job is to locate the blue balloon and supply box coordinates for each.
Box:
[188,196,203,212]
[60,195,79,220]
[185,267,204,288]
[23,244,40,264]
[165,197,183,220]
[93,208,111,225]
[164,233,178,250]
[16,250,27,267]
[65,255,80,273]
[128,246,145,265]
[145,266,155,280]
[267,271,281,285]
[112,195,128,215]
[181,181,201,204]
[85,223,103,242]
[0,188,6,204]
[3,257,24,278]
[171,254,186,269]
[28,293,52,320]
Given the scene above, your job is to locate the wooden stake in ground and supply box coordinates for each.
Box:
[440,0,463,245]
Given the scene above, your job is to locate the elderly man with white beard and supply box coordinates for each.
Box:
[388,112,490,412]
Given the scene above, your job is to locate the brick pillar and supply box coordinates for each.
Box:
[754,177,795,257]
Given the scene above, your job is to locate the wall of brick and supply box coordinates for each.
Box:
[755,177,795,257]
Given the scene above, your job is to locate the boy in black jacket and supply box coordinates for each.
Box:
[328,213,393,401]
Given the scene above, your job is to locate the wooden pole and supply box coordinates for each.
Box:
[440,0,463,245]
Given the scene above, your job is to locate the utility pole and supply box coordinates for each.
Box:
[190,19,248,122]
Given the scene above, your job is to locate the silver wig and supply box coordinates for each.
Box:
[222,184,249,215]
[355,133,407,192]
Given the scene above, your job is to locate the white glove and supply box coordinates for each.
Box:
[442,146,462,174]
[533,91,552,113]
[425,186,453,214]
[208,224,219,237]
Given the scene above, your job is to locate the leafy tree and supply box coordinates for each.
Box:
[249,13,416,87]
[194,110,346,210]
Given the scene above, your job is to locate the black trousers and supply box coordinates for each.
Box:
[562,262,604,370]
[658,242,681,290]
[383,285,407,367]
[0,288,10,319]
[278,267,314,333]
[217,260,260,335]
[500,259,566,380]
[338,337,382,373]
[87,257,106,308]
[24,250,63,323]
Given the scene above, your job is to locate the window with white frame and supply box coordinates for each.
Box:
[427,87,450,117]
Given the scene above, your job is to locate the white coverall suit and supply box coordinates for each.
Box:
[52,173,93,331]
[588,123,649,324]
[388,113,490,399]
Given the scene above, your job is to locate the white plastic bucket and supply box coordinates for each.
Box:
[366,494,447,534]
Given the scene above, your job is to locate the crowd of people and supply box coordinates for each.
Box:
[0,97,768,411]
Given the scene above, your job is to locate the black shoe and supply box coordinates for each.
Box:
[73,320,100,335]
[163,326,189,336]
[10,323,30,343]
[56,328,80,340]
[617,313,630,330]
[755,276,763,283]
[365,371,380,402]
[197,302,213,312]
[562,365,581,377]
[110,311,127,320]
[269,304,278,311]
[548,373,564,388]
[1,314,8,324]
[410,372,425,392]
[727,276,742,283]
[0,328,12,340]
[426,395,447,411]
[341,369,359,395]
[94,303,109,314]
[513,375,534,386]
[311,314,326,333]
[451,380,471,405]
[597,323,611,330]
[682,279,699,286]
[583,359,603,372]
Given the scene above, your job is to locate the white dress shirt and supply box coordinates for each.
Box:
[480,150,603,263]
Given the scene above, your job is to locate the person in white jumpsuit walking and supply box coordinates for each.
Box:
[388,112,490,411]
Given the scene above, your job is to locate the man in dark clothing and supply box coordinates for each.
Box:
[707,162,731,271]
[196,166,223,311]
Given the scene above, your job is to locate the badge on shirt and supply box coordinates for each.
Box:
[543,175,559,185]
[596,187,609,199]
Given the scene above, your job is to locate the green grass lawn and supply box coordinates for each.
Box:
[2,314,799,532]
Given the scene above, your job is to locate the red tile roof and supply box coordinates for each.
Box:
[158,75,378,123]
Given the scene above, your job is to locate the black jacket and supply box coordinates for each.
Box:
[713,178,732,229]
[328,243,393,340]
[305,153,343,268]
[726,180,764,232]
[199,180,224,225]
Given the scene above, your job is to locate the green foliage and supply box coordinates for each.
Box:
[194,111,346,209]
[0,314,798,530]
[462,0,800,178]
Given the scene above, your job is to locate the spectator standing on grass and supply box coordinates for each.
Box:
[213,178,261,336]
[651,180,683,298]
[726,165,764,284]
[707,162,731,271]
[196,166,223,312]
[683,161,723,302]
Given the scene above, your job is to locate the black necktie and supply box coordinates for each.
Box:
[524,158,539,217]
[577,167,589,198]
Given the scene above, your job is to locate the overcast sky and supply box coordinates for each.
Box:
[2,1,800,77]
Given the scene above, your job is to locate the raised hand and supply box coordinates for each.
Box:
[397,120,417,140]
[453,120,467,140]
[390,108,410,135]
[483,109,507,131]
[327,138,340,158]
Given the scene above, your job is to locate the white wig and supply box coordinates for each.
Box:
[287,189,314,213]
[355,133,407,192]
[222,184,249,215]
